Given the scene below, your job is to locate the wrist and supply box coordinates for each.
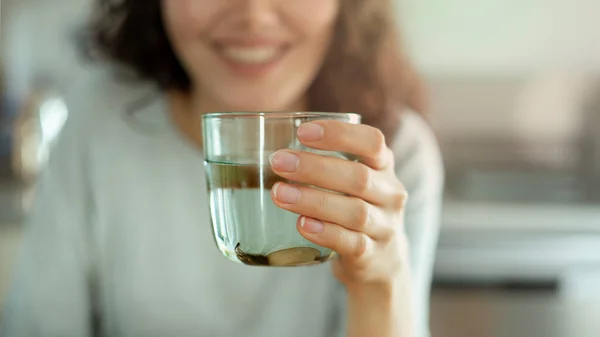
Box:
[345,272,414,337]
[345,258,411,301]
[347,280,395,304]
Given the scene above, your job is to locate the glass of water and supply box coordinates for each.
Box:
[202,112,361,267]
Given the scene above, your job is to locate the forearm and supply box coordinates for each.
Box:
[345,271,415,337]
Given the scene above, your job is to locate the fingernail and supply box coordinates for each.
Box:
[297,123,324,141]
[300,217,324,234]
[269,151,300,172]
[274,183,301,204]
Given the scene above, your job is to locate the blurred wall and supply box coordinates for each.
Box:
[1,0,92,101]
[394,0,600,143]
[398,0,600,75]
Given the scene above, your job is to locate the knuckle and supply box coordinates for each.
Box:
[391,187,409,209]
[313,155,327,175]
[340,123,361,149]
[372,129,387,154]
[385,148,396,169]
[332,229,349,255]
[339,121,353,140]
[380,225,399,242]
[355,200,372,231]
[369,130,391,168]
[352,233,369,259]
[317,191,329,211]
[353,164,372,195]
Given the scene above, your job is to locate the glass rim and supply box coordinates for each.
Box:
[202,111,361,120]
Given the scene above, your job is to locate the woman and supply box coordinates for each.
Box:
[2,0,444,336]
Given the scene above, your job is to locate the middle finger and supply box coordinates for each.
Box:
[269,149,397,206]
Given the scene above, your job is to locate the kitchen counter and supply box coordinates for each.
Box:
[431,288,600,337]
[436,197,600,284]
[442,198,600,233]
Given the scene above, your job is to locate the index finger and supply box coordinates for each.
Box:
[296,120,394,170]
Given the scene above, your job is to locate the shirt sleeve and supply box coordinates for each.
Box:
[1,111,95,337]
[392,112,445,337]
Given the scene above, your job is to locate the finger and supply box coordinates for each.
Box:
[270,149,407,207]
[296,120,394,170]
[271,182,393,239]
[296,216,373,260]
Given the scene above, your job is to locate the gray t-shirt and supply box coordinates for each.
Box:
[1,70,444,337]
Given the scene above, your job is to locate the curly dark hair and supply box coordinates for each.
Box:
[82,0,427,142]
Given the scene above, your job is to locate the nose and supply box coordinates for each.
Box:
[234,0,279,31]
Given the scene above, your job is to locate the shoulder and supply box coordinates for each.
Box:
[389,110,445,202]
[64,64,159,124]
[57,64,164,146]
[46,64,167,179]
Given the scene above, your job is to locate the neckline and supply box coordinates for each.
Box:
[149,91,206,157]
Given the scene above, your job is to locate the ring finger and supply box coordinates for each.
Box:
[271,182,392,239]
[296,216,373,260]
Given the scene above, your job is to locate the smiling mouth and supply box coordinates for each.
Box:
[216,44,289,66]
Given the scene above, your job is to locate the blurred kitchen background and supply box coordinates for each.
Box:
[1,0,600,336]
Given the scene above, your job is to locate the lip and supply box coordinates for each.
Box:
[213,36,290,47]
[212,39,291,77]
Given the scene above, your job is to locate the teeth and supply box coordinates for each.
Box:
[222,47,279,64]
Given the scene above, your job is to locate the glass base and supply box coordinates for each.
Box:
[220,245,335,267]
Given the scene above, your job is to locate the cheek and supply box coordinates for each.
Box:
[161,0,217,56]
[286,0,339,39]
[162,0,191,39]
[285,0,339,65]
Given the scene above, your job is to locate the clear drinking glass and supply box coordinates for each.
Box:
[202,112,361,267]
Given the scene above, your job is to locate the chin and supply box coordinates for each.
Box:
[219,93,298,112]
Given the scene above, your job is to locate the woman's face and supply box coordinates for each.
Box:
[162,0,340,111]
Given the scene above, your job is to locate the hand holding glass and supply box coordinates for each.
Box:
[202,112,361,267]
